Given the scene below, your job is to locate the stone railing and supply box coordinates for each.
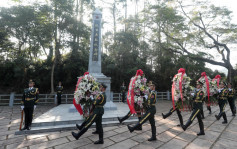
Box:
[0,91,171,106]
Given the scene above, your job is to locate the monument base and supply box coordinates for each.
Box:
[15,103,137,135]
[90,72,117,110]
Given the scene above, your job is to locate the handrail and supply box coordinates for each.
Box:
[0,91,171,106]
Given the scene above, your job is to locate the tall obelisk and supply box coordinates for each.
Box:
[88,9,116,110]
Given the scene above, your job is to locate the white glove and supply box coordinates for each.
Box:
[21,106,24,110]
[90,95,94,100]
[191,93,194,96]
[144,95,148,99]
[34,105,36,110]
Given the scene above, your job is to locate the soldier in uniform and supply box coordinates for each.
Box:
[215,81,228,124]
[21,79,39,130]
[181,81,205,136]
[227,83,236,116]
[56,81,63,105]
[72,83,107,144]
[120,82,126,103]
[161,99,184,127]
[127,81,157,141]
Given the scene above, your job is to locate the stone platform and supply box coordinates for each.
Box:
[1,100,237,149]
[15,103,137,135]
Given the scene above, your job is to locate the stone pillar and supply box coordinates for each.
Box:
[87,8,116,110]
[9,92,15,107]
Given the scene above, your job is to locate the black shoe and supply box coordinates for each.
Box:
[135,127,142,131]
[177,124,181,127]
[21,126,27,131]
[76,124,82,130]
[162,113,165,119]
[148,137,157,141]
[127,125,133,133]
[197,132,205,136]
[94,140,104,144]
[92,131,99,134]
[215,115,220,120]
[232,114,236,116]
[71,132,79,140]
[117,117,122,123]
[181,125,186,131]
[209,111,212,114]
[27,127,31,130]
[222,121,228,124]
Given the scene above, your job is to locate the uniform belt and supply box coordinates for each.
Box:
[229,95,234,97]
[219,97,227,100]
[95,105,103,108]
[26,98,34,101]
[147,104,156,107]
[194,100,202,103]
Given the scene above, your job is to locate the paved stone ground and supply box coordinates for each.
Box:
[1,100,237,149]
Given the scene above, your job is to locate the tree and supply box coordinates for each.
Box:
[159,0,237,83]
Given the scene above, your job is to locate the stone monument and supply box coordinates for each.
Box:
[88,8,116,110]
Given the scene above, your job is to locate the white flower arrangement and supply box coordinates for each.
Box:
[172,73,192,101]
[128,75,149,108]
[198,76,211,97]
[210,79,219,96]
[74,74,99,105]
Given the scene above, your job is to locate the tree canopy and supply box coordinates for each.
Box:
[0,0,234,93]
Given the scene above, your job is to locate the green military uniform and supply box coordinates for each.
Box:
[120,85,126,103]
[56,85,63,105]
[21,87,39,130]
[127,90,157,140]
[162,99,184,126]
[72,92,106,143]
[182,89,205,135]
[227,88,236,116]
[215,88,229,123]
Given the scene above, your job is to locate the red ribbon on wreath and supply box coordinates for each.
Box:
[84,72,89,76]
[212,75,221,88]
[172,68,185,110]
[127,69,144,114]
[201,72,210,106]
[73,73,88,115]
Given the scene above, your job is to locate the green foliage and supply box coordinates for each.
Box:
[0,0,232,93]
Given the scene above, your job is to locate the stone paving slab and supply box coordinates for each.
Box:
[0,100,237,149]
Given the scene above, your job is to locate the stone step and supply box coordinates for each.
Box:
[15,119,138,135]
[31,116,137,127]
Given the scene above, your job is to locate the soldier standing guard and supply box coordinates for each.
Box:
[21,79,39,130]
[120,82,126,103]
[181,81,205,136]
[227,83,236,116]
[72,83,107,144]
[56,81,63,105]
[215,81,228,124]
[127,81,157,141]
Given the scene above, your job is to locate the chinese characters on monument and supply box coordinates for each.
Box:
[92,18,100,61]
